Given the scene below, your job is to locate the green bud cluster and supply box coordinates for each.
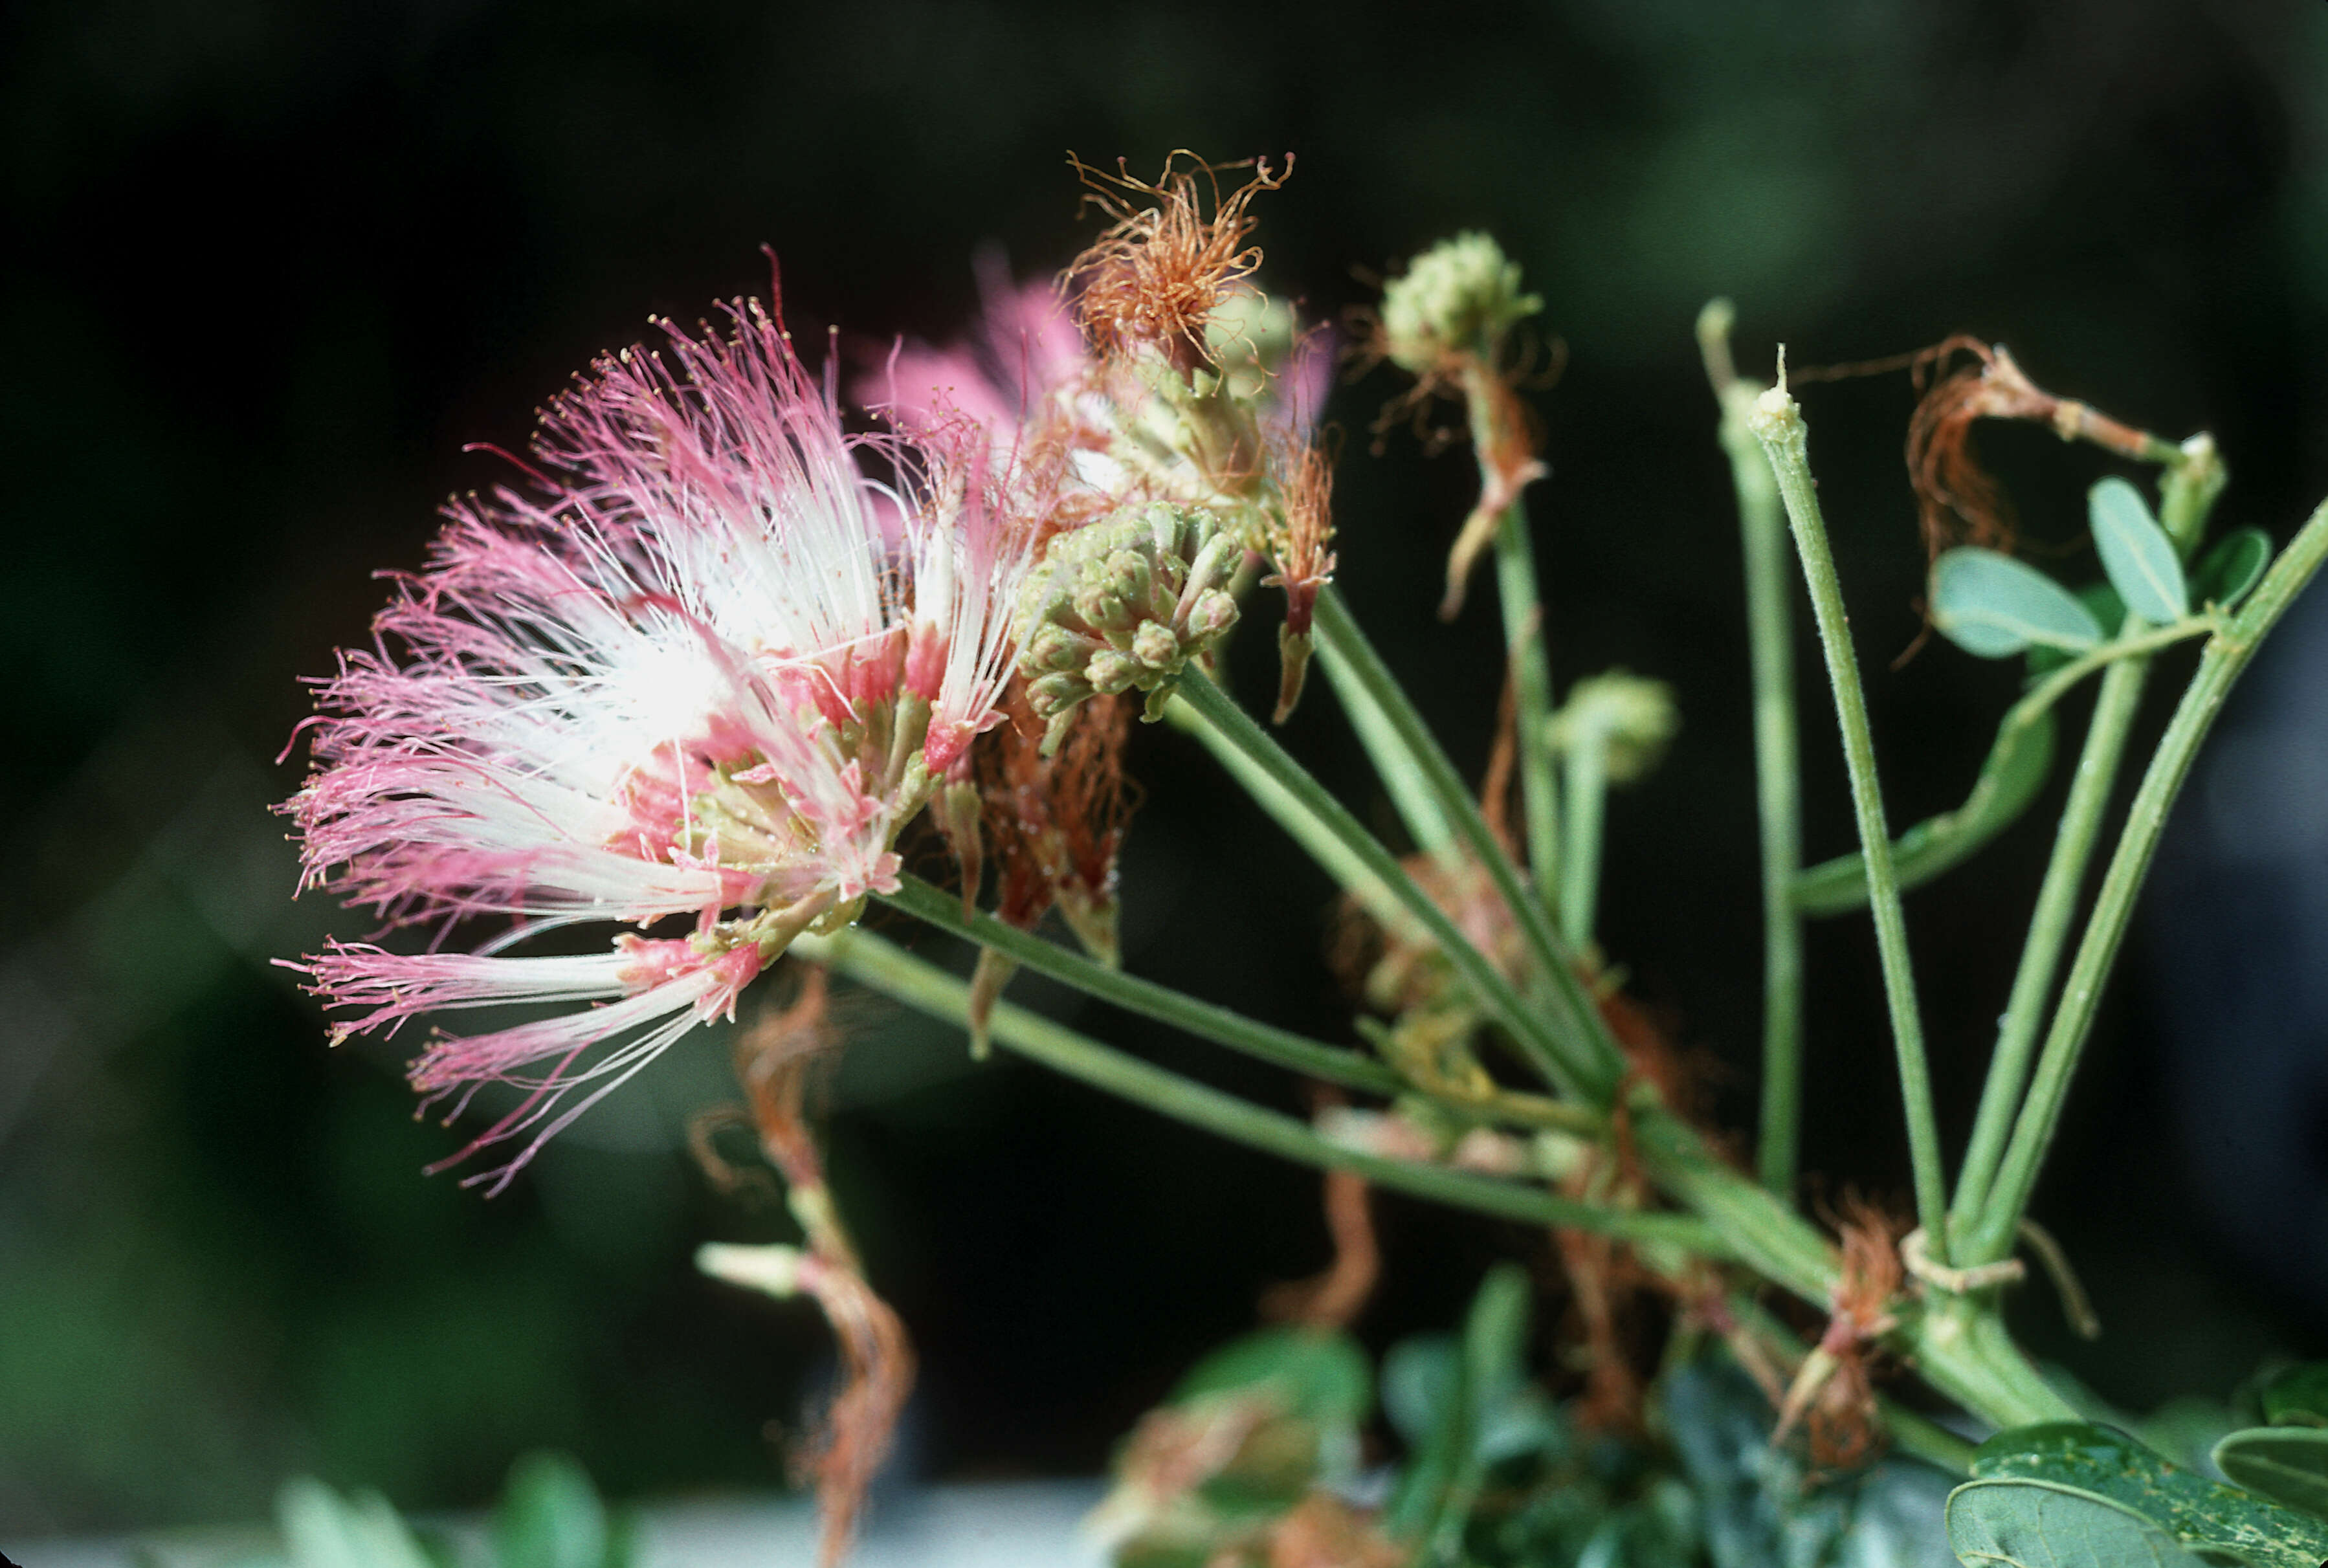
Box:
[1015,503,1243,751]
[1379,231,1542,373]
[1549,670,1679,784]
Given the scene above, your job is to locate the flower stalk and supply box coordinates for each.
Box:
[1748,369,1951,1259]
[1698,301,1806,1198]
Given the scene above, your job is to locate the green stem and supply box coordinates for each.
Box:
[1749,381,1951,1259]
[1700,305,1808,1199]
[795,924,1714,1247]
[878,873,1401,1096]
[1308,589,1626,1097]
[1162,687,1413,934]
[1950,645,2153,1229]
[1492,498,1563,900]
[1313,630,1461,863]
[1175,662,1611,1099]
[1966,495,2328,1260]
[1558,723,1606,948]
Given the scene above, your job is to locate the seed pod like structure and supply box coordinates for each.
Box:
[1014,503,1241,751]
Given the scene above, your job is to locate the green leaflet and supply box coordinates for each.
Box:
[1930,548,2105,659]
[1973,1421,2328,1568]
[1171,1323,1373,1429]
[2212,1427,2328,1520]
[276,1479,440,1568]
[2195,528,2273,611]
[1946,1478,2209,1568]
[2089,478,2189,624]
[1384,1263,1552,1545]
[493,1453,632,1568]
[1792,708,2057,917]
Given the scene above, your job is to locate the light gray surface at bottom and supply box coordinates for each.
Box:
[2,1480,1111,1568]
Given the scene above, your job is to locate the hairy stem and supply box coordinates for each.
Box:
[1314,630,1462,864]
[1308,590,1626,1097]
[1492,498,1563,901]
[878,873,1403,1095]
[1702,303,1806,1198]
[1177,662,1610,1098]
[1950,645,2153,1228]
[1558,720,1607,948]
[1749,378,1951,1259]
[1162,687,1412,933]
[1966,496,2328,1260]
[795,924,1711,1246]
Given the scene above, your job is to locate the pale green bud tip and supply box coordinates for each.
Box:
[1379,231,1542,373]
[1013,503,1243,750]
[1747,375,1803,447]
[1551,670,1681,784]
[696,1241,807,1298]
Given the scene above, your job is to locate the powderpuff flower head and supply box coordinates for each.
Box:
[282,287,1041,1187]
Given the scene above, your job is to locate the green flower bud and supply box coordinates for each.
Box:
[1129,621,1180,670]
[1086,647,1142,692]
[1014,502,1244,752]
[1379,232,1542,373]
[1548,670,1679,784]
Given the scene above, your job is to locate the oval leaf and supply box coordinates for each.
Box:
[1948,1478,2210,1568]
[2194,527,2271,611]
[2090,477,2189,623]
[1975,1420,2328,1568]
[1931,549,2103,659]
[2213,1426,2328,1521]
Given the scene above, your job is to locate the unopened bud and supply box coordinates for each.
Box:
[1086,647,1142,692]
[1379,232,1542,373]
[1549,670,1680,784]
[1014,503,1243,751]
[1129,621,1180,670]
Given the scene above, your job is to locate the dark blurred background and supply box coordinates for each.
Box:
[7,0,2328,1537]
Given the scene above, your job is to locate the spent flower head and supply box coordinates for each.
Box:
[1063,149,1291,381]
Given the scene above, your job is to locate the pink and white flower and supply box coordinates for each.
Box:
[285,288,1042,1185]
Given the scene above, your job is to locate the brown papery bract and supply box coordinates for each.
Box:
[1769,1193,1905,1473]
[1264,426,1340,640]
[1063,149,1290,379]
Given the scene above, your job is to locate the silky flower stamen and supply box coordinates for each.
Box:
[285,284,1045,1183]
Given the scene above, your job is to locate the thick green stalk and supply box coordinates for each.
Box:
[1966,496,2328,1260]
[794,923,1713,1247]
[1492,498,1563,900]
[1749,381,1951,1258]
[878,873,1401,1095]
[1308,589,1626,1096]
[1557,723,1606,947]
[1950,646,2153,1228]
[1175,663,1610,1099]
[1699,304,1807,1198]
[1314,632,1461,863]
